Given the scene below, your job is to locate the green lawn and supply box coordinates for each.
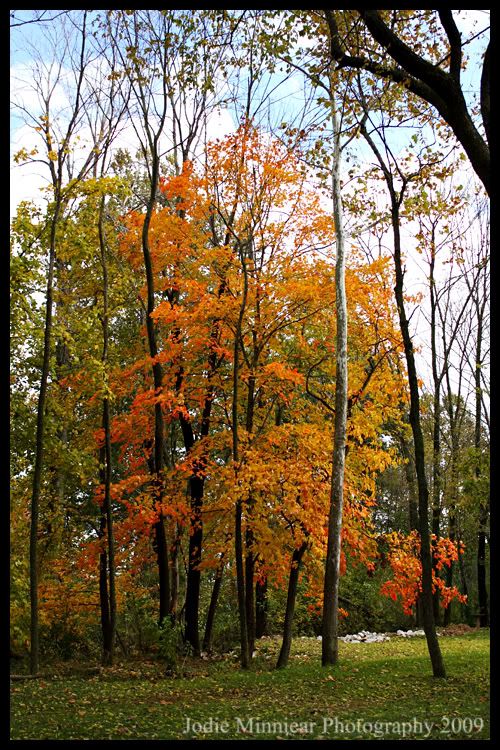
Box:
[10,630,489,740]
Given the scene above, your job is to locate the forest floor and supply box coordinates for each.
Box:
[10,629,489,740]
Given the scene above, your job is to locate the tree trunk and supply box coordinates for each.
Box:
[98,423,115,665]
[184,475,203,654]
[202,563,224,653]
[255,577,268,638]
[244,373,256,657]
[477,516,489,627]
[442,365,459,629]
[322,89,348,667]
[456,531,471,624]
[399,432,419,532]
[169,523,181,620]
[29,197,61,675]
[141,161,170,626]
[430,246,442,625]
[277,541,308,668]
[180,312,221,653]
[98,514,112,661]
[392,206,445,676]
[474,292,489,627]
[233,240,250,669]
[245,545,256,656]
[43,270,69,565]
[235,499,249,667]
[399,432,423,627]
[180,379,217,652]
[98,198,116,666]
[359,117,446,677]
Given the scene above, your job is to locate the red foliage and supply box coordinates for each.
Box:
[380,530,467,615]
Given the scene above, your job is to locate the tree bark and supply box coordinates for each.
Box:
[324,10,490,194]
[244,373,256,657]
[277,541,308,669]
[255,577,268,638]
[399,431,423,627]
[477,516,489,627]
[43,261,69,565]
[429,245,442,624]
[141,159,170,626]
[398,431,419,533]
[98,198,116,665]
[322,90,348,667]
[202,562,224,653]
[184,475,203,654]
[178,282,224,653]
[393,210,445,676]
[169,523,181,620]
[442,357,460,628]
[359,118,446,677]
[180,335,220,654]
[244,539,256,657]
[29,198,61,676]
[98,515,112,660]
[233,240,250,669]
[473,278,489,627]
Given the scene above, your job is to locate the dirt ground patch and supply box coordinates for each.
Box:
[439,623,480,636]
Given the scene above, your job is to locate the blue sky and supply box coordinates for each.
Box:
[10,10,489,410]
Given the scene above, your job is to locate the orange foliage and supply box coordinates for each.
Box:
[59,124,430,629]
[380,531,467,615]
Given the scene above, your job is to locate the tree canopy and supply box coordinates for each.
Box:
[10,10,489,682]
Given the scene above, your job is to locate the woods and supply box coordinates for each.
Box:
[10,9,489,740]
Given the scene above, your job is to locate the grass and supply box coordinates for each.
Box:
[10,629,489,740]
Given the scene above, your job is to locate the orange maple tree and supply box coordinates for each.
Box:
[380,531,467,615]
[26,124,467,649]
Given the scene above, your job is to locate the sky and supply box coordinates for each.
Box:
[10,10,489,215]
[10,10,489,415]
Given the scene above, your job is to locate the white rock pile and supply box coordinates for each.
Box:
[340,630,390,643]
[316,628,430,643]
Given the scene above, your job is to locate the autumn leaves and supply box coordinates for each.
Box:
[74,123,443,656]
[17,122,466,665]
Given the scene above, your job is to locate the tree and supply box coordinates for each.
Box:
[323,10,490,194]
[96,192,117,665]
[410,181,475,621]
[320,77,349,667]
[466,229,490,628]
[276,539,309,668]
[253,9,355,668]
[358,110,446,677]
[103,8,240,652]
[202,121,338,666]
[11,9,489,680]
[12,10,122,674]
[447,201,490,626]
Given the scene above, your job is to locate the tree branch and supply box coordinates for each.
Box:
[438,10,462,82]
[323,10,449,120]
[480,41,490,146]
[358,10,450,95]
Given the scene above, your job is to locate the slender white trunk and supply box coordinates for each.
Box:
[322,90,348,666]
